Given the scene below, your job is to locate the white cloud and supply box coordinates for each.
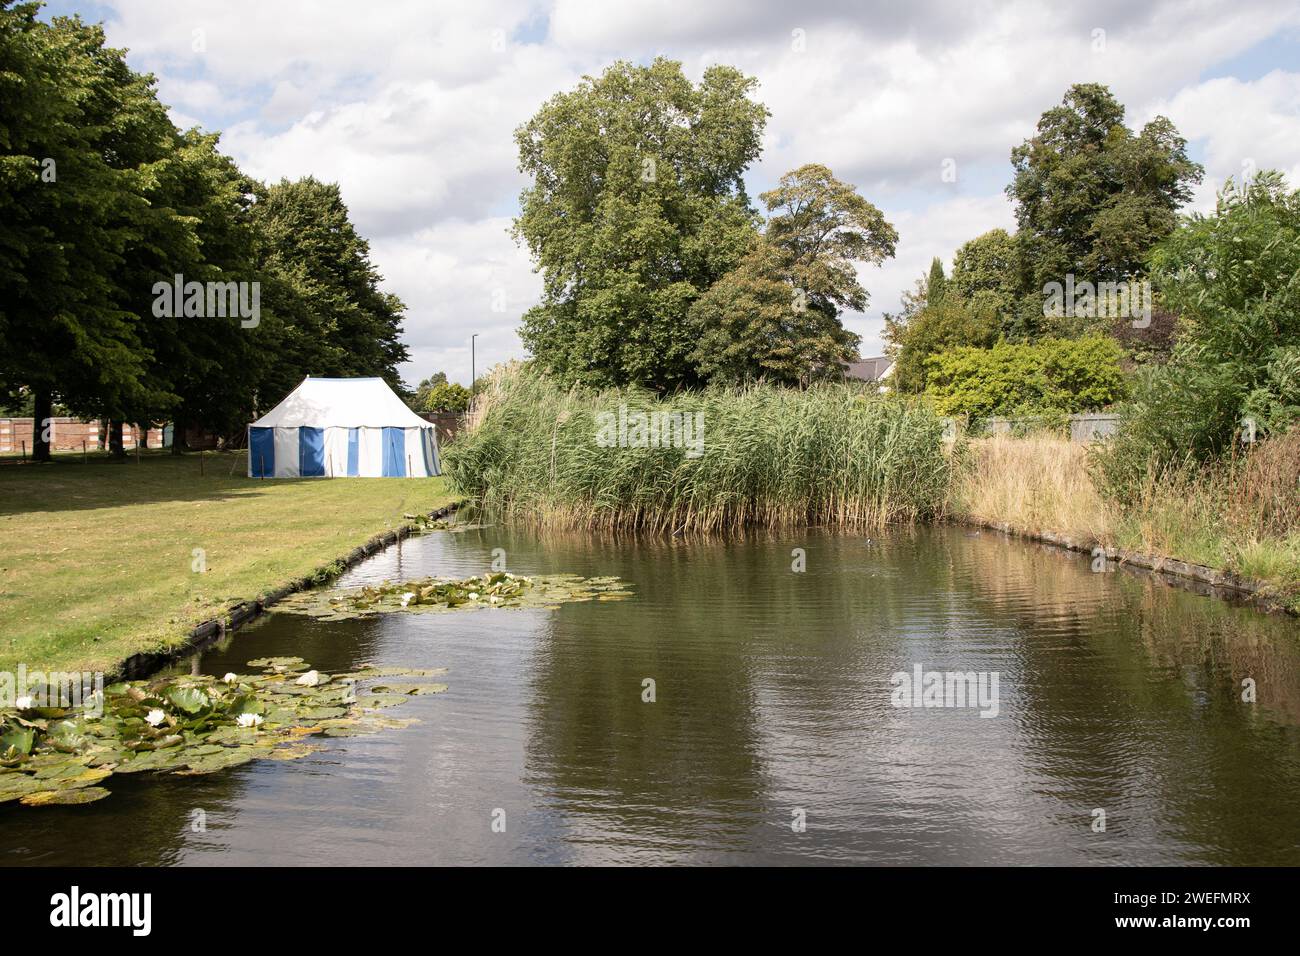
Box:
[370,217,539,386]
[1144,70,1300,211]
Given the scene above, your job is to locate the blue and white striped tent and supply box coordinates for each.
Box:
[248,376,440,478]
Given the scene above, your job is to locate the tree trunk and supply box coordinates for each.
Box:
[108,419,125,459]
[32,387,52,462]
[171,414,190,455]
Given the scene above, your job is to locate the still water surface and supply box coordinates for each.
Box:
[5,525,1300,865]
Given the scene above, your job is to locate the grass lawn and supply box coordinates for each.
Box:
[0,451,458,674]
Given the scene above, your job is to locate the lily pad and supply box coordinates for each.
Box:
[0,727,35,756]
[370,683,448,696]
[165,686,209,714]
[267,742,323,761]
[0,657,443,808]
[246,656,309,671]
[274,572,633,620]
[357,693,412,709]
[297,706,348,720]
[20,786,112,806]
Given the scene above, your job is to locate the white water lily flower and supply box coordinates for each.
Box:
[222,673,238,683]
[235,713,264,729]
[14,695,33,710]
[295,670,320,687]
[145,709,166,727]
[400,592,416,607]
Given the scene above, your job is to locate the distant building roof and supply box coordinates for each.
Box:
[844,356,894,382]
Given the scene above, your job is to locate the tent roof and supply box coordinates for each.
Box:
[251,377,430,429]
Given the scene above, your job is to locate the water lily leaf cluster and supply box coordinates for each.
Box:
[0,658,442,807]
[403,514,492,533]
[273,571,633,621]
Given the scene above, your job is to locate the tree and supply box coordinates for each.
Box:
[1097,170,1300,491]
[884,246,1003,394]
[410,372,448,412]
[419,381,471,414]
[118,129,267,450]
[0,7,175,459]
[925,257,947,305]
[887,296,998,393]
[513,58,768,390]
[687,240,858,385]
[0,5,409,456]
[950,228,1023,336]
[688,164,896,385]
[1007,83,1201,335]
[248,177,409,403]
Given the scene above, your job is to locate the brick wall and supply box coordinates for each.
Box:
[422,411,464,445]
[0,418,164,454]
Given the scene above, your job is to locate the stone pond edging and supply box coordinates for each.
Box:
[114,502,462,680]
[961,518,1297,618]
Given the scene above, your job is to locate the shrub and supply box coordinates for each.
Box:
[1093,171,1300,494]
[420,381,471,414]
[923,336,1126,419]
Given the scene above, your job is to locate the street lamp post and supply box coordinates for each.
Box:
[471,333,478,396]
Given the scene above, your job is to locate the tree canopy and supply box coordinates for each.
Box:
[0,3,408,458]
[689,164,896,385]
[514,57,769,390]
[1007,82,1202,334]
[512,61,900,390]
[885,82,1206,416]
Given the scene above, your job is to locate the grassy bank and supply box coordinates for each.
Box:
[0,452,457,674]
[950,432,1300,605]
[444,367,952,533]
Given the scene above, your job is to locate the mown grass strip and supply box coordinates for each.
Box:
[0,451,458,673]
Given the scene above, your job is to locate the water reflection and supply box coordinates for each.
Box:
[2,526,1298,865]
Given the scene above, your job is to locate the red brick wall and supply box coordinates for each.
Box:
[0,418,163,453]
[422,411,464,445]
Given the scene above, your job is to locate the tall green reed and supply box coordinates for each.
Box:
[444,365,953,533]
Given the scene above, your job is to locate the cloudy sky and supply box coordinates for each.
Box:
[42,0,1300,387]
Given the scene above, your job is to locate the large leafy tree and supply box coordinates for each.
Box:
[248,177,409,406]
[121,130,267,447]
[689,164,897,385]
[1100,171,1300,484]
[1007,83,1202,335]
[0,5,176,459]
[513,58,768,390]
[0,4,409,455]
[949,228,1023,336]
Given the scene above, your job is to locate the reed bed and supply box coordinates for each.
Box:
[951,434,1115,541]
[443,365,953,533]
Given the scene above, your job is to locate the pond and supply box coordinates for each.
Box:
[4,524,1300,865]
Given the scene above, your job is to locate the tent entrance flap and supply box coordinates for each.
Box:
[249,427,275,477]
[382,427,407,477]
[299,427,325,477]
